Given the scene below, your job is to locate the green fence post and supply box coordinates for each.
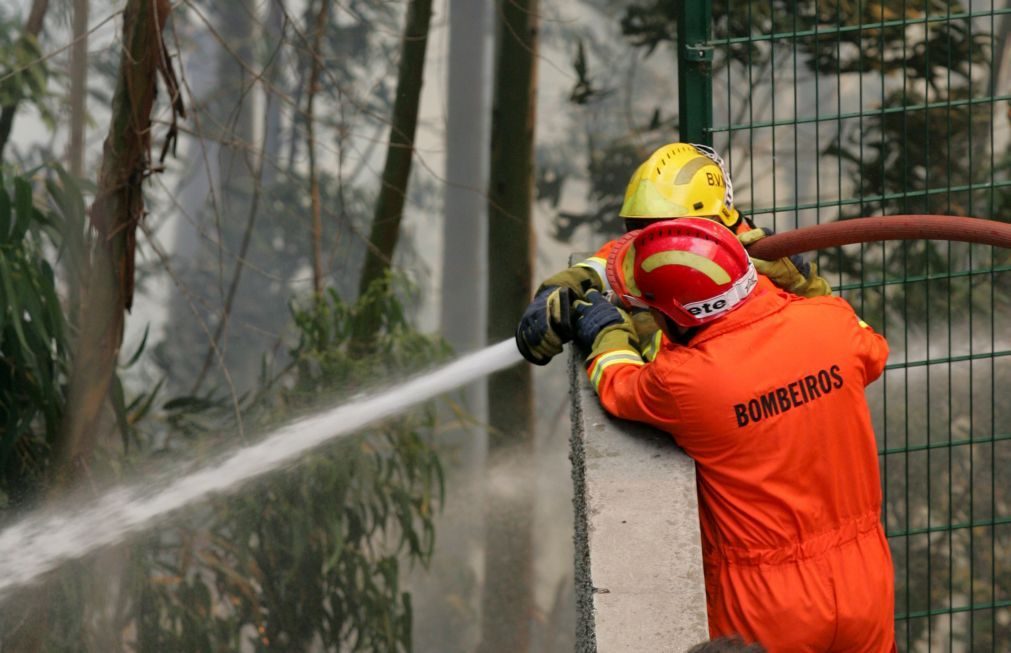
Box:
[677,1,713,145]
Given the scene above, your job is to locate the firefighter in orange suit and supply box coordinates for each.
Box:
[569,217,896,652]
[515,142,831,366]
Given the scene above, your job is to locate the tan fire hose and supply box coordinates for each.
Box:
[745,215,1011,260]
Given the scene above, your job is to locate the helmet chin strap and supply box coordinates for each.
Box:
[691,143,735,214]
[652,310,693,343]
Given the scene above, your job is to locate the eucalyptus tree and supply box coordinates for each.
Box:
[481,0,540,650]
[353,0,433,354]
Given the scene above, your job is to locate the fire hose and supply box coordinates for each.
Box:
[527,215,1011,365]
[745,214,1011,260]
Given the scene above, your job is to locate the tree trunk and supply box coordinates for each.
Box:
[479,0,539,650]
[354,0,433,347]
[58,0,181,485]
[411,2,492,650]
[262,0,285,188]
[67,0,88,177]
[441,0,490,356]
[3,3,180,650]
[306,0,330,300]
[0,0,50,160]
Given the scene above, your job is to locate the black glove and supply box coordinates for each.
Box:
[515,286,574,365]
[572,290,626,352]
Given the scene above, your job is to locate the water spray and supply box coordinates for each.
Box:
[0,339,522,598]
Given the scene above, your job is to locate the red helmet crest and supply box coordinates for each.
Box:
[606,218,757,328]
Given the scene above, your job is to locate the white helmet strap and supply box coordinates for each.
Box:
[692,143,735,213]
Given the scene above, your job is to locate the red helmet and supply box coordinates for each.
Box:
[606,217,758,328]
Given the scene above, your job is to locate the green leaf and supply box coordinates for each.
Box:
[128,378,163,425]
[0,255,35,368]
[110,374,131,452]
[11,176,33,242]
[162,396,218,412]
[123,323,150,368]
[0,256,6,337]
[25,59,46,96]
[17,32,43,60]
[44,177,65,211]
[0,184,11,243]
[36,259,65,347]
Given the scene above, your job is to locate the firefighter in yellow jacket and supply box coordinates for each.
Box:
[515,142,831,366]
[570,217,895,652]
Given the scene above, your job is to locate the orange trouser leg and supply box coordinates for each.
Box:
[706,556,835,652]
[705,528,895,653]
[825,525,895,653]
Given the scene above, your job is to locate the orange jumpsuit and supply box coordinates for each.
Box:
[588,286,895,652]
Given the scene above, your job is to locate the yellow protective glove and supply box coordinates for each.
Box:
[538,264,602,299]
[629,308,660,347]
[737,228,832,298]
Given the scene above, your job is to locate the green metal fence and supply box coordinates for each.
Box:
[679,2,1011,650]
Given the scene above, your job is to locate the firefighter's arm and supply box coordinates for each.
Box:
[853,315,890,385]
[574,292,679,430]
[737,228,832,298]
[517,244,617,366]
[537,261,605,298]
[538,239,617,297]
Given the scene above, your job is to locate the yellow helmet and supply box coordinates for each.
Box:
[619,143,740,228]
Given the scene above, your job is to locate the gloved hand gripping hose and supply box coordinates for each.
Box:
[518,215,1011,366]
[737,228,832,297]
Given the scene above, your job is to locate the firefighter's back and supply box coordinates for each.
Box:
[649,288,895,652]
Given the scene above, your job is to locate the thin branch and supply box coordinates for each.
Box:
[139,220,245,441]
[190,17,288,395]
[165,11,228,298]
[0,7,121,87]
[67,0,89,177]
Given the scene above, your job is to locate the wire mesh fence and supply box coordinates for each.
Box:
[686,2,1011,650]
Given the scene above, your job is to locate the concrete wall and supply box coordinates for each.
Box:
[569,346,710,652]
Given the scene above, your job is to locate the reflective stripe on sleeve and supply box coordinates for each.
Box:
[588,350,645,392]
[575,257,610,292]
